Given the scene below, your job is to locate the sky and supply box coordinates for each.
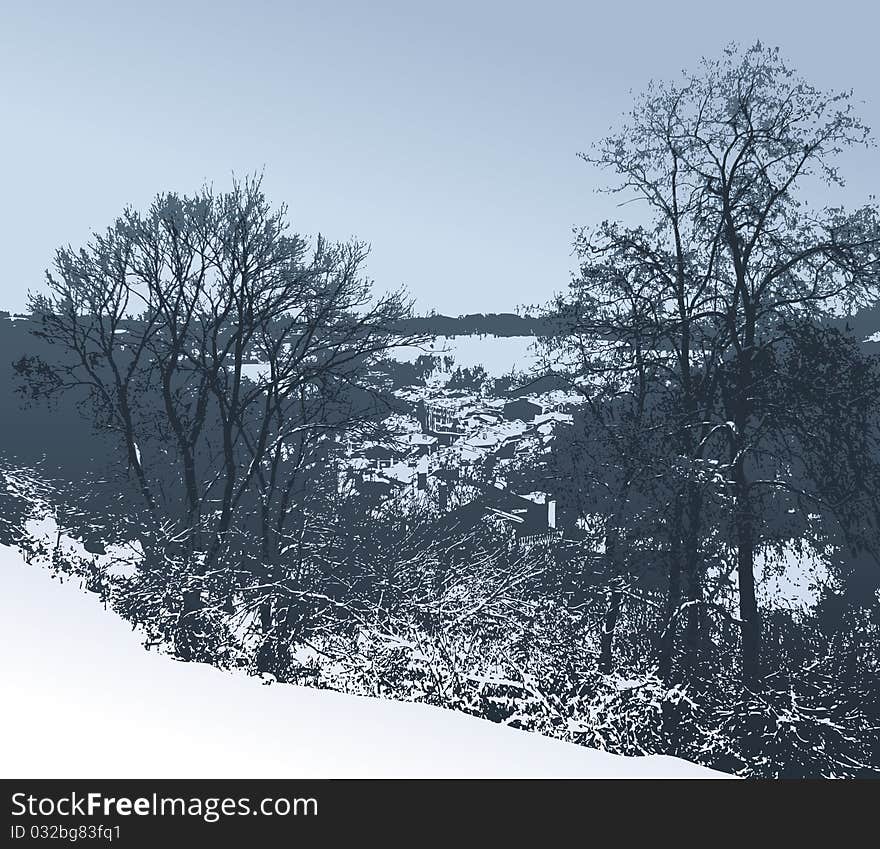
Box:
[1,0,878,315]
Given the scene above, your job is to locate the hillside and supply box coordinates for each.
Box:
[0,544,723,778]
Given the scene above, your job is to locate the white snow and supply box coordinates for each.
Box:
[756,544,832,613]
[0,544,725,778]
[389,335,540,377]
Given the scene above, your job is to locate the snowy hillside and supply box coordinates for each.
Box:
[0,545,723,778]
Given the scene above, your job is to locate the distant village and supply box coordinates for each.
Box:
[0,311,588,548]
[336,361,583,547]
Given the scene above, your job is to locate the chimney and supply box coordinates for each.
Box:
[438,482,449,512]
[547,499,556,530]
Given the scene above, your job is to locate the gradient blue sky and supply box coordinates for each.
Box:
[2,0,878,314]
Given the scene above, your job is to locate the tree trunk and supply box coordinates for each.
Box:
[658,500,683,682]
[175,586,204,662]
[682,484,704,671]
[733,306,760,688]
[598,584,622,674]
[734,456,760,686]
[597,483,631,675]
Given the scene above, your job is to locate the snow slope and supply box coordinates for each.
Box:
[0,545,725,778]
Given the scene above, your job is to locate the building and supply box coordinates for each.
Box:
[432,484,561,548]
[502,398,543,422]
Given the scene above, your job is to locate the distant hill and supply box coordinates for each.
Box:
[394,312,557,337]
[392,303,880,345]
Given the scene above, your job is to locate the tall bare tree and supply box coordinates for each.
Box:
[21,175,420,655]
[551,43,880,685]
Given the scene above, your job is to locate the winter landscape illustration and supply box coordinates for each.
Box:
[2,6,880,780]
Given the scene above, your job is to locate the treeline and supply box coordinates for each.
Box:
[393,311,558,337]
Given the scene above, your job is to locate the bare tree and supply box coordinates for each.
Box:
[555,42,880,685]
[21,175,421,656]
